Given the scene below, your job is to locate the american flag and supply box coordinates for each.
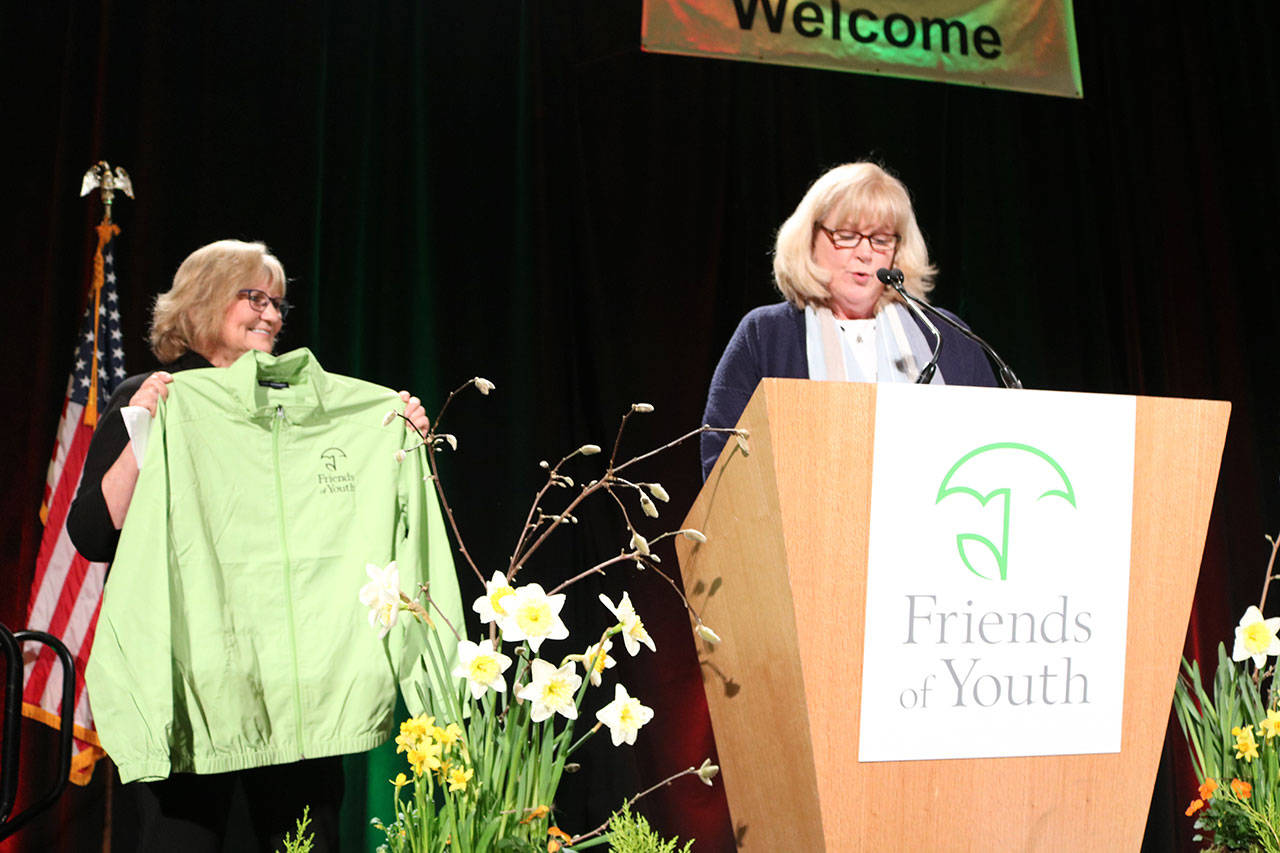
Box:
[22,224,127,785]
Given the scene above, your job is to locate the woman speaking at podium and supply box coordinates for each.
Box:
[700,161,998,478]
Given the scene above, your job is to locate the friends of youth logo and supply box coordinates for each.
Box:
[318,447,356,494]
[936,443,1076,581]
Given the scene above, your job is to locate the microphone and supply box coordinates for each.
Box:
[876,268,1022,389]
[876,268,940,384]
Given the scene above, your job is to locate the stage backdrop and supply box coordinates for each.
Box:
[3,1,1280,851]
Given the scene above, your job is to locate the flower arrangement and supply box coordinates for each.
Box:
[364,378,739,852]
[1175,532,1280,852]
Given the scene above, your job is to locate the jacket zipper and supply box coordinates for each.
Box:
[273,404,307,758]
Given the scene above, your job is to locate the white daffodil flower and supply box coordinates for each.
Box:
[452,638,513,699]
[515,659,582,722]
[1233,605,1280,667]
[473,571,517,627]
[599,592,657,657]
[359,561,401,638]
[578,638,616,687]
[500,583,570,653]
[594,683,654,746]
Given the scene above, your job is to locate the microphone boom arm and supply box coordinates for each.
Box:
[876,268,1022,389]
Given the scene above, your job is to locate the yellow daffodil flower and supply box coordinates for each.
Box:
[446,765,474,792]
[1233,725,1260,762]
[1261,709,1280,740]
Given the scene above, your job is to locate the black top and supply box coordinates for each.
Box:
[67,351,213,563]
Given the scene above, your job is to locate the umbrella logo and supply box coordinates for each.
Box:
[936,442,1076,581]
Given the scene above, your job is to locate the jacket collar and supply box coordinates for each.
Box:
[226,347,330,420]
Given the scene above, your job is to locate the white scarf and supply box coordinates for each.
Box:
[804,302,945,384]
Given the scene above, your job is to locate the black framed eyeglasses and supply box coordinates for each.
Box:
[816,224,899,254]
[237,289,292,319]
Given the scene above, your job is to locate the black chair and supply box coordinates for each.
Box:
[0,624,75,841]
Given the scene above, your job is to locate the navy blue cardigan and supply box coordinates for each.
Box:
[700,302,998,478]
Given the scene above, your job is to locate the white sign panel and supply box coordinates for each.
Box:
[858,384,1136,762]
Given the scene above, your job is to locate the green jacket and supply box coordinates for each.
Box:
[86,348,462,784]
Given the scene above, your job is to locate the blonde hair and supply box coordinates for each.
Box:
[773,162,936,310]
[150,240,287,363]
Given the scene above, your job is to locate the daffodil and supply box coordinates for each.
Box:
[500,584,569,653]
[408,740,443,776]
[453,638,513,699]
[359,561,401,638]
[594,683,654,746]
[396,714,434,753]
[1233,725,1260,762]
[473,571,516,626]
[572,638,616,687]
[433,722,465,749]
[1262,709,1280,740]
[390,772,411,793]
[515,659,582,722]
[1232,605,1280,667]
[599,592,657,657]
[446,765,474,792]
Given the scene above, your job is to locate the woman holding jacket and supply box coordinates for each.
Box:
[69,239,448,852]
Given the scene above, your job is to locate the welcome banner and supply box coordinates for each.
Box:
[641,0,1083,98]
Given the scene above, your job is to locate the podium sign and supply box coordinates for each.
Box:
[860,385,1136,761]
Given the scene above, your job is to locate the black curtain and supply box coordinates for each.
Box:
[3,1,1279,850]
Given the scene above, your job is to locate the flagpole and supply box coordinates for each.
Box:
[79,163,133,428]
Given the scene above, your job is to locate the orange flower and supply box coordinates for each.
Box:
[1199,778,1219,800]
[1186,798,1204,817]
[548,826,572,842]
[521,804,550,824]
[1232,778,1253,799]
[547,844,560,853]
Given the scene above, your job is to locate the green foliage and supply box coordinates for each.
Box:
[278,805,314,853]
[602,803,693,853]
[1175,643,1280,852]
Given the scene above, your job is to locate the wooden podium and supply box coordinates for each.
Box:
[676,379,1230,851]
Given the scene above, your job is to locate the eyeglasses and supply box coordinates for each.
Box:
[816,224,899,254]
[237,289,292,319]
